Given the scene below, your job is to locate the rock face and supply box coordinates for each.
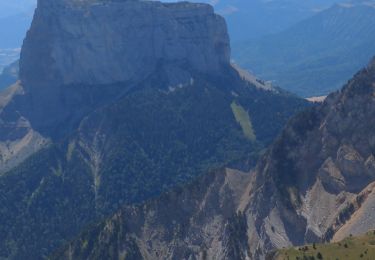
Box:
[21,0,229,89]
[16,0,231,139]
[0,0,309,259]
[54,59,375,260]
[245,57,375,257]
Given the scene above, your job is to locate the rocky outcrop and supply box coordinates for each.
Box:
[13,0,232,139]
[245,57,375,257]
[1,0,232,162]
[20,0,230,89]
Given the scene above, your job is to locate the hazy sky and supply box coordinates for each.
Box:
[0,0,36,18]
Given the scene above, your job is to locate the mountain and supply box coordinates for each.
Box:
[234,2,375,97]
[166,0,346,44]
[0,0,308,259]
[0,60,18,90]
[0,0,347,63]
[53,58,375,259]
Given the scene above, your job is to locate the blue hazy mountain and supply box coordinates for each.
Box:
[0,12,34,49]
[165,0,346,43]
[0,1,35,71]
[234,2,375,97]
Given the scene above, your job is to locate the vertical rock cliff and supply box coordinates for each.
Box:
[21,0,230,89]
[18,0,231,138]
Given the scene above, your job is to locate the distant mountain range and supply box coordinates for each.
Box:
[1,0,345,47]
[166,0,347,43]
[0,12,34,49]
[234,2,375,97]
[0,0,35,71]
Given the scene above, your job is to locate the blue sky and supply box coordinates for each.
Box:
[0,0,36,18]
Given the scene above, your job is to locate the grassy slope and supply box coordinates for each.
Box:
[274,231,375,260]
[231,101,256,141]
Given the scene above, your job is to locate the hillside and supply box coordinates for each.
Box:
[235,2,375,97]
[271,231,375,260]
[53,56,375,259]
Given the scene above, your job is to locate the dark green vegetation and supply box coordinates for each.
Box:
[0,69,308,259]
[273,231,375,260]
[0,60,18,89]
[235,3,375,97]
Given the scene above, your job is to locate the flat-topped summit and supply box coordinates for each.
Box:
[20,0,230,89]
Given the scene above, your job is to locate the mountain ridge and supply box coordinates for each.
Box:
[235,2,375,97]
[53,57,375,259]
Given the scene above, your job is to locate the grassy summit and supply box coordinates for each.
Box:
[272,231,375,260]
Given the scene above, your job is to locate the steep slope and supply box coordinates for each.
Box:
[0,0,308,259]
[329,182,375,242]
[54,58,375,259]
[235,2,375,97]
[54,168,252,260]
[245,57,375,258]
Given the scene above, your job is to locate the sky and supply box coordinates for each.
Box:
[0,0,36,18]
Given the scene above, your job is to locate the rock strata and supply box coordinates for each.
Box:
[20,0,230,89]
